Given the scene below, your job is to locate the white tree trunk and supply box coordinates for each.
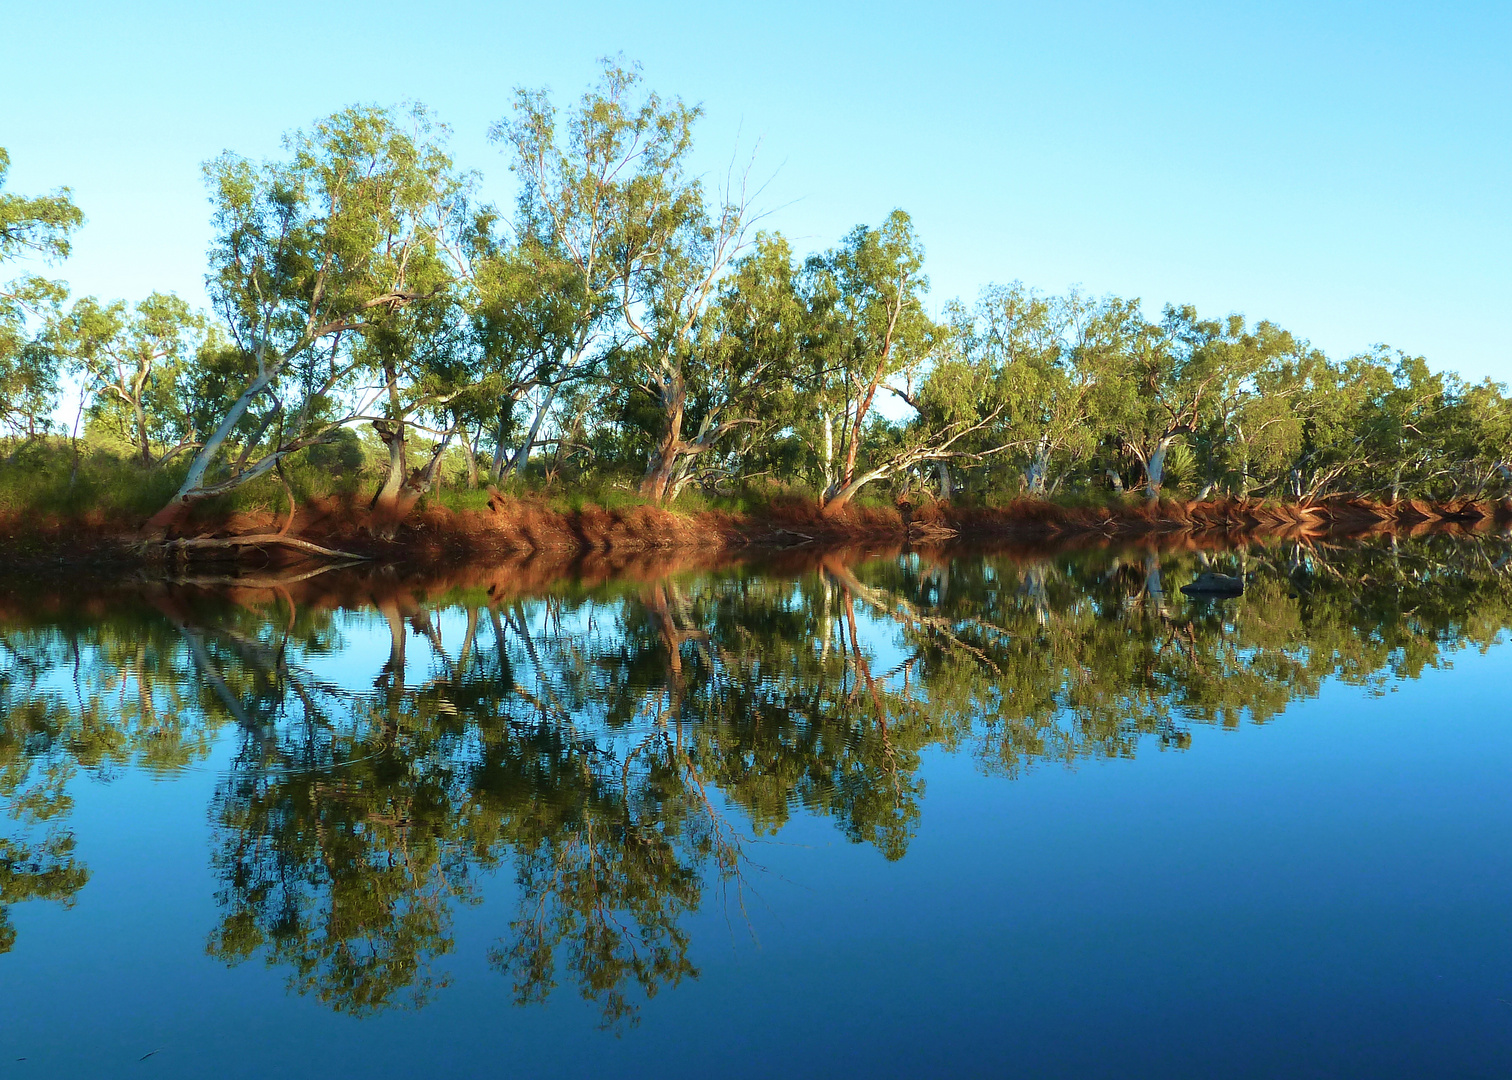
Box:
[1023,440,1050,496]
[934,460,952,500]
[1145,436,1176,500]
[509,384,559,477]
[821,410,835,492]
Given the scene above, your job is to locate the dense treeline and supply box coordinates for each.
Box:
[3,536,1511,1015]
[3,60,1509,531]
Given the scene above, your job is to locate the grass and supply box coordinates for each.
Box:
[0,438,1045,529]
[0,437,374,521]
[0,436,744,525]
[0,432,1229,530]
[0,440,184,518]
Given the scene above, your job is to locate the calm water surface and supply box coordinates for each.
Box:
[2,537,1511,1078]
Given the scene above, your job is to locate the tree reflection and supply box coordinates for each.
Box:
[0,531,1509,1014]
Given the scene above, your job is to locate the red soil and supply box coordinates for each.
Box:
[1,491,1508,579]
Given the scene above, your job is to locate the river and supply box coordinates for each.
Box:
[2,535,1510,1077]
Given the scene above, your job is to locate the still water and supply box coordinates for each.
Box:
[1,537,1510,1078]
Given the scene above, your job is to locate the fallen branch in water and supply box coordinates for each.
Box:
[150,534,368,562]
[151,560,367,589]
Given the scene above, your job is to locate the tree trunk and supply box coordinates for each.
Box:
[840,399,864,489]
[666,466,693,502]
[508,384,558,478]
[820,463,891,516]
[459,424,480,489]
[423,429,454,494]
[370,426,454,540]
[488,414,508,484]
[820,410,835,494]
[145,357,280,536]
[1023,440,1050,496]
[639,438,683,503]
[639,378,687,503]
[1236,426,1251,498]
[371,359,412,528]
[1144,437,1175,501]
[135,399,152,467]
[371,418,408,521]
[934,460,952,500]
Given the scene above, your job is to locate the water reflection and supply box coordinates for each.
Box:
[2,533,1510,1023]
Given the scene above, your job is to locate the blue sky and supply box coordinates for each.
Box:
[3,0,1508,382]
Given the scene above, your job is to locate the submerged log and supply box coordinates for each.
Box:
[1181,572,1244,597]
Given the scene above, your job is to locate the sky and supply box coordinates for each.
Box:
[3,0,1509,382]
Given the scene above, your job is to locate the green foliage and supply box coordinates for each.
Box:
[3,71,1510,522]
[55,291,206,464]
[0,147,83,447]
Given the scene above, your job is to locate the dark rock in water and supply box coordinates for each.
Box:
[1181,572,1244,597]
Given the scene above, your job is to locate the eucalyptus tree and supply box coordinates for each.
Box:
[961,283,1102,495]
[579,79,768,501]
[362,278,473,529]
[1193,321,1322,497]
[1089,303,1244,499]
[802,210,932,510]
[457,236,581,482]
[617,229,809,501]
[0,147,83,451]
[1440,377,1512,498]
[55,292,205,465]
[794,211,1009,512]
[682,232,812,491]
[485,59,695,483]
[1349,347,1461,502]
[145,105,463,535]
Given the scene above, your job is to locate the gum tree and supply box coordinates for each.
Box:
[805,210,933,511]
[0,147,83,452]
[486,59,685,483]
[145,106,459,535]
[799,212,1016,512]
[57,292,205,466]
[613,194,772,502]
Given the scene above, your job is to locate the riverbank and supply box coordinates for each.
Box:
[0,491,1508,576]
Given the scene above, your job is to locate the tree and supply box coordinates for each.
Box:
[1088,303,1246,500]
[56,292,205,465]
[804,211,931,510]
[456,236,581,483]
[361,266,471,531]
[791,211,1008,512]
[621,228,813,501]
[610,149,763,501]
[145,105,461,535]
[1197,321,1319,498]
[486,59,688,485]
[1354,347,1457,502]
[1441,377,1512,499]
[963,283,1102,496]
[0,147,83,452]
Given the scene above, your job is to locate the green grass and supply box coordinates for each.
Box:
[0,435,1021,526]
[0,437,377,521]
[0,440,184,517]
